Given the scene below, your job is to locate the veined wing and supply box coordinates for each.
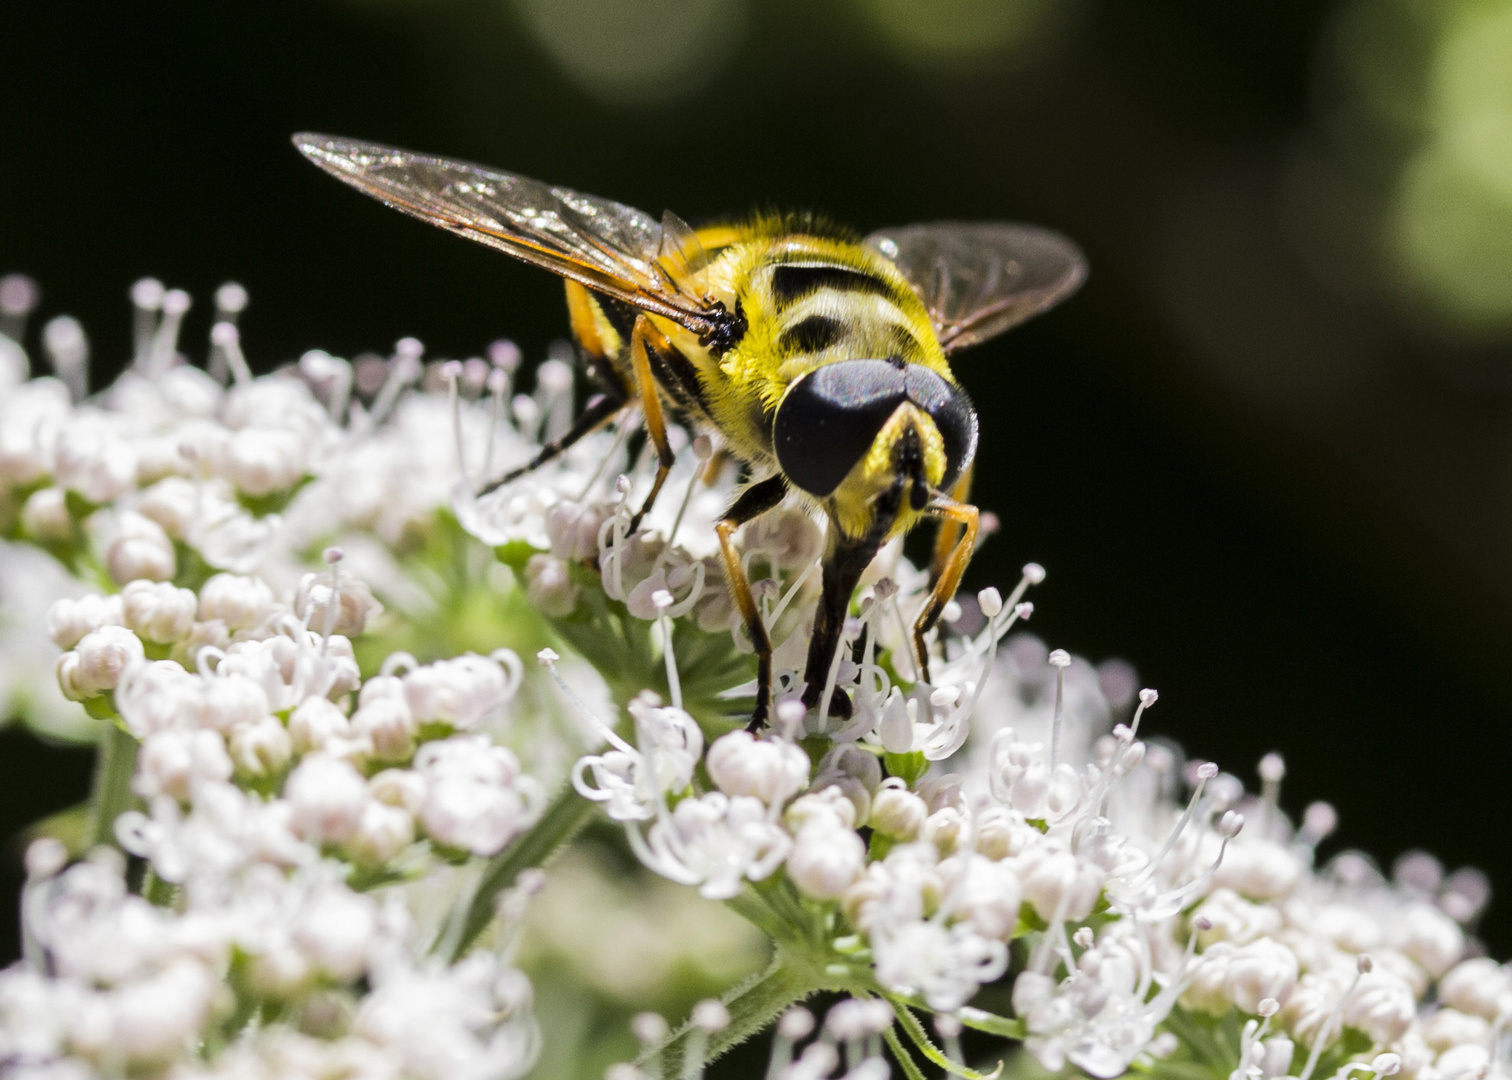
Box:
[865,222,1087,354]
[293,133,721,333]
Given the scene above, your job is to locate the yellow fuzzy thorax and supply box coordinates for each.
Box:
[650,222,955,477]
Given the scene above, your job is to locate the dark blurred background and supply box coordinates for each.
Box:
[5,0,1512,963]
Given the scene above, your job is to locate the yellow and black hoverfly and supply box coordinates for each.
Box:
[293,134,1086,728]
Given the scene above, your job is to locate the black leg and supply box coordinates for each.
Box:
[476,388,625,497]
[799,533,885,721]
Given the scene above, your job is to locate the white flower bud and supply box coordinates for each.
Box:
[294,570,382,638]
[135,476,198,539]
[416,736,543,855]
[1386,903,1464,979]
[706,730,810,806]
[870,785,927,841]
[68,959,217,1067]
[46,593,124,650]
[1420,1007,1491,1052]
[1018,844,1104,923]
[134,728,234,801]
[786,818,866,901]
[1436,1045,1492,1078]
[369,768,426,814]
[106,511,176,583]
[923,807,968,856]
[1190,888,1284,947]
[1254,1037,1292,1079]
[23,840,68,890]
[286,755,369,844]
[943,854,1022,941]
[197,572,275,631]
[352,696,417,764]
[1212,839,1302,900]
[54,418,137,503]
[974,806,1036,861]
[58,624,145,700]
[347,800,415,866]
[404,654,515,731]
[222,426,305,496]
[1182,944,1236,1016]
[288,696,352,755]
[120,580,197,644]
[21,486,73,542]
[524,553,578,616]
[1343,971,1415,1043]
[245,943,313,999]
[546,500,612,562]
[293,888,377,982]
[200,673,272,734]
[785,787,857,832]
[228,714,292,779]
[1438,957,1510,1020]
[1223,937,1299,1014]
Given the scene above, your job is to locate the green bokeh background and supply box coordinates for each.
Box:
[5,0,1512,1018]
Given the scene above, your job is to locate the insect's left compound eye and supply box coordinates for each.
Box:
[900,365,978,491]
[774,360,910,498]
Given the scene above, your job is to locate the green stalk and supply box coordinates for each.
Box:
[884,1023,931,1080]
[891,1000,1006,1080]
[447,784,595,960]
[88,723,138,849]
[638,949,840,1078]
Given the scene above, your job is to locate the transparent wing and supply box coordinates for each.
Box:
[865,222,1087,354]
[294,133,719,332]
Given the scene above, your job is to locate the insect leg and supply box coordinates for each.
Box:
[913,493,980,684]
[475,385,626,497]
[627,314,679,531]
[799,533,886,722]
[929,461,975,585]
[714,474,789,731]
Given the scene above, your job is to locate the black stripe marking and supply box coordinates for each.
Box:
[887,323,925,361]
[779,314,846,354]
[770,263,894,307]
[598,296,638,344]
[647,340,709,414]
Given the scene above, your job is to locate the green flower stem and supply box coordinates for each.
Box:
[884,1023,931,1080]
[447,784,595,961]
[88,723,138,849]
[639,949,849,1079]
[890,1000,1005,1080]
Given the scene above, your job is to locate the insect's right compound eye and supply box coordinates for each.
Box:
[773,360,909,497]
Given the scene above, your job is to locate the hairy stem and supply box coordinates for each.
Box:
[639,950,841,1079]
[88,723,138,849]
[447,784,595,960]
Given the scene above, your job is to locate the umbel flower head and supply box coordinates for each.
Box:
[0,270,1506,1080]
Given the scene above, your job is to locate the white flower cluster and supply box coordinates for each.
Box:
[2,839,541,1080]
[561,559,1507,1080]
[4,270,1511,1080]
[0,277,571,1078]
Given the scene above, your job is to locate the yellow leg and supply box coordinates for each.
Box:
[714,475,788,729]
[914,494,980,684]
[627,315,677,531]
[930,462,975,586]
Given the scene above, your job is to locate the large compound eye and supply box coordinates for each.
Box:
[902,366,978,490]
[774,359,908,497]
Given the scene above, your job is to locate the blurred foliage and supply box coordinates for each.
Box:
[520,842,767,1080]
[1317,0,1512,338]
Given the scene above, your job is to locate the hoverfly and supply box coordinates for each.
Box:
[293,134,1086,728]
